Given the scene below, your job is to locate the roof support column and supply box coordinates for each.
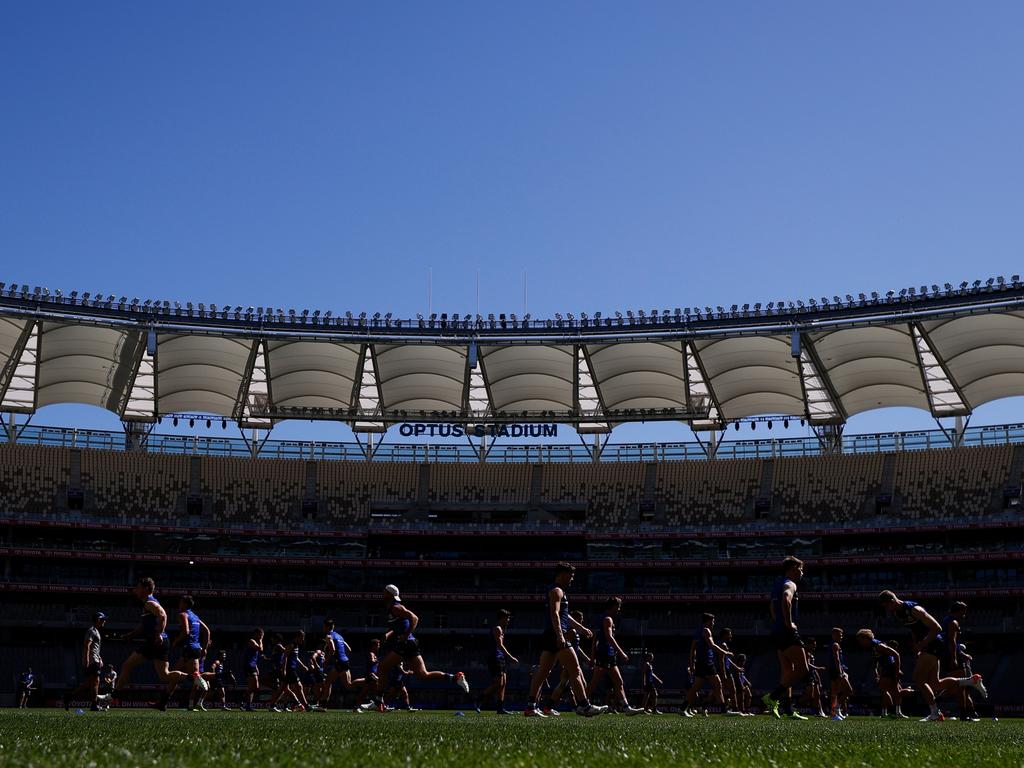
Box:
[812,423,844,454]
[935,414,970,448]
[693,428,721,460]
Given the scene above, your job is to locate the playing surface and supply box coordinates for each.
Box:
[1,710,1020,768]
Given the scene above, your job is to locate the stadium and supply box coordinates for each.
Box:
[3,277,1024,763]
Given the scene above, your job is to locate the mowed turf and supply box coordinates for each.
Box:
[0,710,1021,768]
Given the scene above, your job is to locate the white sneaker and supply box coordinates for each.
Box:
[575,704,606,717]
[724,710,743,717]
[197,703,207,712]
[969,674,988,700]
[623,706,644,716]
[454,672,470,693]
[682,708,695,718]
[920,711,943,722]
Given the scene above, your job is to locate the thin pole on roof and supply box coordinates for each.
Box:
[428,267,432,317]
[523,270,528,316]
[476,269,480,317]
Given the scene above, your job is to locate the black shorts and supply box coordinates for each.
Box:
[383,638,420,659]
[488,658,507,677]
[284,670,300,685]
[642,682,656,693]
[829,669,845,683]
[595,656,618,669]
[183,644,204,661]
[539,629,566,655]
[140,637,170,661]
[771,629,803,652]
[694,661,716,679]
[246,665,259,678]
[326,660,351,674]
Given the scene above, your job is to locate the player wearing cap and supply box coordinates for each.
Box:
[374,584,469,711]
[64,612,108,711]
[476,609,518,714]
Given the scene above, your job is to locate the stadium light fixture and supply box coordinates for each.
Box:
[206,419,211,429]
[173,417,178,427]
[189,418,195,428]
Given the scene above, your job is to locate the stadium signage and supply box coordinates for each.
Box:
[397,422,558,438]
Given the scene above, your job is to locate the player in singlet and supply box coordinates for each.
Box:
[762,557,809,719]
[477,608,518,714]
[940,602,980,721]
[717,628,741,715]
[169,595,211,706]
[243,628,264,711]
[549,610,590,711]
[320,618,355,710]
[352,638,381,712]
[641,651,663,714]
[269,630,312,712]
[208,650,236,710]
[799,637,827,718]
[856,629,906,717]
[374,584,469,711]
[730,653,754,716]
[827,627,852,720]
[65,611,107,711]
[112,577,188,709]
[586,597,641,714]
[17,668,33,708]
[524,562,606,718]
[683,613,733,717]
[878,590,987,721]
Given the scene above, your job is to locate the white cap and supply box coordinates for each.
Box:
[384,584,400,598]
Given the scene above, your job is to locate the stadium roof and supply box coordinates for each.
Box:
[0,279,1022,432]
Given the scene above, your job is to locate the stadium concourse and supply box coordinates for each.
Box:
[0,280,1023,717]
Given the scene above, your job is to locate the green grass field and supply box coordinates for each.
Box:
[0,710,1020,768]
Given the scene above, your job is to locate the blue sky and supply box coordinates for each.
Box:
[2,2,1023,446]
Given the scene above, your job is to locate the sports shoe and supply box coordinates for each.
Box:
[454,672,470,693]
[788,712,808,720]
[270,705,283,712]
[196,703,207,712]
[542,707,561,716]
[623,706,644,716]
[920,711,943,722]
[524,706,547,718]
[575,703,606,717]
[762,693,780,719]
[962,715,981,722]
[969,674,988,700]
[148,700,167,712]
[681,708,695,718]
[496,708,511,715]
[830,714,844,721]
[724,710,743,717]
[359,702,377,711]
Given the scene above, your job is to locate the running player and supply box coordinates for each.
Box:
[169,595,210,704]
[878,590,987,721]
[243,628,264,711]
[856,629,906,718]
[113,577,189,709]
[549,609,590,711]
[477,609,518,714]
[353,638,381,711]
[385,661,417,711]
[827,627,852,720]
[320,618,355,709]
[762,557,809,719]
[17,668,33,708]
[683,613,732,717]
[64,612,107,711]
[587,597,641,714]
[375,584,469,711]
[800,637,828,718]
[641,651,663,713]
[525,562,606,717]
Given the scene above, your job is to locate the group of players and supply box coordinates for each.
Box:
[58,558,990,721]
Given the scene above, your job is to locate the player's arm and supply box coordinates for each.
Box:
[83,636,94,668]
[343,640,352,655]
[911,606,942,652]
[172,611,189,647]
[576,642,591,665]
[654,674,664,685]
[567,607,592,640]
[548,587,567,646]
[780,581,796,629]
[200,621,211,649]
[707,627,733,656]
[322,636,334,655]
[688,638,697,671]
[494,626,518,663]
[606,618,627,660]
[946,619,959,661]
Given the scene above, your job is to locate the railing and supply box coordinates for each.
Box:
[4,421,1024,463]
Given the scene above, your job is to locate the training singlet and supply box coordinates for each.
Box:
[183,609,201,646]
[142,595,167,641]
[328,630,348,663]
[543,584,571,633]
[828,642,846,672]
[244,642,260,669]
[596,614,615,659]
[387,599,415,640]
[368,652,380,676]
[898,600,943,645]
[491,626,505,660]
[872,639,898,673]
[693,627,714,666]
[770,578,798,633]
[644,662,655,685]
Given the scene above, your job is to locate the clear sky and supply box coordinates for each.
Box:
[2,2,1023,447]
